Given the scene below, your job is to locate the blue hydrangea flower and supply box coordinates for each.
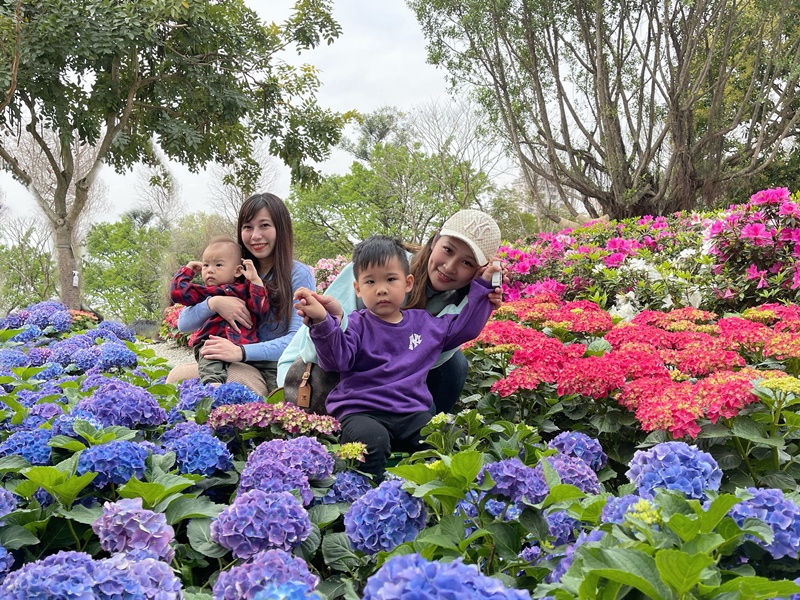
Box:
[601,494,644,524]
[0,311,27,329]
[626,441,722,500]
[344,479,427,554]
[0,544,13,580]
[51,410,104,438]
[728,487,800,560]
[0,488,18,526]
[30,361,64,381]
[211,489,311,559]
[97,320,136,342]
[212,549,318,600]
[0,349,29,369]
[251,581,322,600]
[47,310,73,333]
[455,490,523,537]
[15,387,65,408]
[479,458,548,504]
[176,378,213,411]
[320,471,372,504]
[535,454,601,495]
[546,530,606,584]
[250,437,334,481]
[92,497,175,561]
[80,373,113,392]
[138,440,166,455]
[84,328,121,344]
[363,553,532,599]
[9,325,43,344]
[96,552,183,599]
[212,382,263,408]
[72,347,100,372]
[548,431,607,472]
[0,429,53,465]
[0,550,96,598]
[97,342,138,370]
[239,457,314,506]
[165,429,233,476]
[25,301,66,327]
[159,420,210,446]
[76,379,167,428]
[76,440,149,488]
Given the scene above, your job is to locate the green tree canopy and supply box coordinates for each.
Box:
[0,0,348,308]
[409,0,800,219]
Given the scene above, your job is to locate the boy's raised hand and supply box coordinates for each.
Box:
[186,260,203,273]
[294,287,327,326]
[241,259,262,285]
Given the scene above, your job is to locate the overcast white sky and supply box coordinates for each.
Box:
[4,0,451,222]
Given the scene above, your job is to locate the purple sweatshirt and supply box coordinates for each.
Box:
[309,279,494,420]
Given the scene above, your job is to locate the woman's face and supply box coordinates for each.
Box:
[427,235,481,292]
[240,207,277,270]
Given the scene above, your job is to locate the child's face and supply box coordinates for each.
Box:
[201,242,242,286]
[353,256,414,322]
[427,235,481,292]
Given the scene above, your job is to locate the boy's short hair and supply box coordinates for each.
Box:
[205,237,242,260]
[352,235,409,279]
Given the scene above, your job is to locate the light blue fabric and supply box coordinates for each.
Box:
[177,260,314,362]
[276,261,469,385]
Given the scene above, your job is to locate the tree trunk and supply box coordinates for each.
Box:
[54,218,80,309]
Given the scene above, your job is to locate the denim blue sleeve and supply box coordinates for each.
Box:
[176,298,214,333]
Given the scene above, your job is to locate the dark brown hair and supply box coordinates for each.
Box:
[405,234,436,309]
[237,193,295,330]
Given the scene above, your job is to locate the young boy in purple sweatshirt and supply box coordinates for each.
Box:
[294,235,501,478]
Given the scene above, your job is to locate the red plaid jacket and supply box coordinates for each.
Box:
[169,266,268,347]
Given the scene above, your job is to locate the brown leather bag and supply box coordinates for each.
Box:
[282,357,339,415]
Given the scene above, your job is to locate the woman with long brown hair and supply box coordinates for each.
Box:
[168,193,315,392]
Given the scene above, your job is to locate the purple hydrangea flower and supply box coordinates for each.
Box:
[344,479,427,554]
[0,311,27,329]
[601,494,644,524]
[548,431,607,472]
[175,378,213,411]
[212,549,318,600]
[626,441,722,500]
[479,458,548,504]
[84,328,120,343]
[249,436,334,481]
[455,490,523,537]
[0,429,53,465]
[96,552,182,599]
[239,457,314,506]
[25,347,52,366]
[9,325,42,344]
[92,497,175,561]
[97,320,136,342]
[212,382,263,408]
[97,342,138,370]
[159,420,210,445]
[76,380,167,428]
[546,510,580,546]
[0,550,96,598]
[546,530,606,584]
[138,440,166,455]
[76,440,149,488]
[0,488,18,526]
[728,487,800,560]
[25,301,66,327]
[535,454,601,495]
[320,470,372,504]
[164,430,233,476]
[0,349,29,369]
[28,402,64,421]
[211,490,311,559]
[51,410,104,438]
[47,310,73,333]
[80,373,114,392]
[0,544,13,580]
[363,553,532,599]
[520,544,542,564]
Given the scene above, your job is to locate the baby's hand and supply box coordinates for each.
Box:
[186,261,203,273]
[241,259,262,285]
[294,287,327,325]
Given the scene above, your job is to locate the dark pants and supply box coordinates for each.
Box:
[194,342,277,389]
[340,410,432,478]
[427,349,469,415]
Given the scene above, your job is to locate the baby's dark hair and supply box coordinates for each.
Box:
[352,235,410,279]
